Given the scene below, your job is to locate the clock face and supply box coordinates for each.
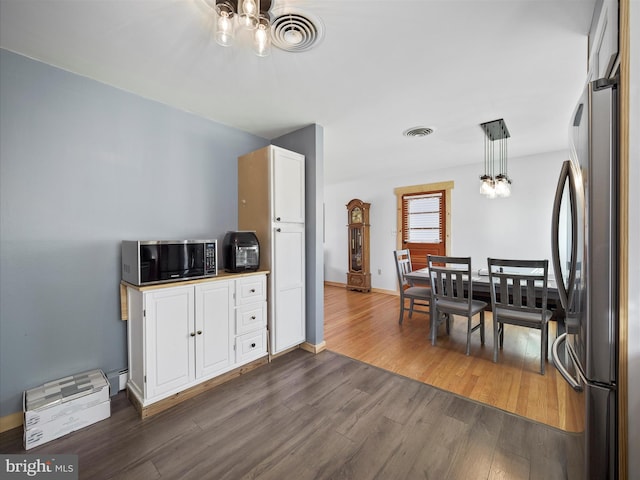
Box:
[351,207,362,224]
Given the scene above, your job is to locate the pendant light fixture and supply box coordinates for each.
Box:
[479,118,511,198]
[213,0,272,56]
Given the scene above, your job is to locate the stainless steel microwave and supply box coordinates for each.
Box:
[121,240,217,286]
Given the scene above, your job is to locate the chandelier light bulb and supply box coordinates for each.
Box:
[479,175,495,197]
[215,10,235,47]
[239,0,258,29]
[253,15,271,56]
[495,176,512,197]
[243,0,256,15]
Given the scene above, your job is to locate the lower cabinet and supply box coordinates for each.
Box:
[125,273,267,411]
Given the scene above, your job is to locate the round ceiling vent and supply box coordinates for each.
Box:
[270,9,324,52]
[403,127,434,137]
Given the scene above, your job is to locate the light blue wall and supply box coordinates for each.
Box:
[273,125,325,346]
[0,49,269,416]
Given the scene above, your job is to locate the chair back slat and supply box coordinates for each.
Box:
[487,258,549,316]
[428,255,474,313]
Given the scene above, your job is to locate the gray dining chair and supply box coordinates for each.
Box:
[393,250,430,324]
[427,255,487,355]
[487,258,553,374]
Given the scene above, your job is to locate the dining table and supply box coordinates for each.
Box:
[403,267,565,339]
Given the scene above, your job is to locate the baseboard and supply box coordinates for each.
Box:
[324,281,398,296]
[372,287,398,296]
[0,411,23,433]
[300,341,327,354]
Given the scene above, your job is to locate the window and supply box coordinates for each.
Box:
[402,192,443,244]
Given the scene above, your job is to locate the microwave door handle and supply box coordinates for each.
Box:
[551,333,583,392]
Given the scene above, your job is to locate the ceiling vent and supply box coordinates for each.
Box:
[403,127,434,137]
[270,8,324,52]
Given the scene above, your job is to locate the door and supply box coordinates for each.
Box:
[271,222,305,353]
[195,281,233,378]
[145,285,195,398]
[272,147,305,224]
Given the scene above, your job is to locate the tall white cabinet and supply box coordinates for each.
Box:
[238,145,306,354]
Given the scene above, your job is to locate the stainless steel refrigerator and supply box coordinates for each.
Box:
[551,77,618,479]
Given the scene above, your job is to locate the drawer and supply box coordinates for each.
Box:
[236,275,266,305]
[236,330,267,363]
[236,302,267,335]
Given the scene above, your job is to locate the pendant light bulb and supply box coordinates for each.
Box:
[239,0,258,29]
[479,175,495,197]
[253,14,271,56]
[495,175,512,197]
[243,0,256,15]
[215,10,235,47]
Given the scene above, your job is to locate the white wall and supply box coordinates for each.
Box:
[324,151,568,292]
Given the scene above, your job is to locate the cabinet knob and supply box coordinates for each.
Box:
[250,288,255,293]
[190,332,196,337]
[251,343,256,348]
[276,228,281,232]
[251,315,256,320]
[197,330,202,335]
[276,217,281,221]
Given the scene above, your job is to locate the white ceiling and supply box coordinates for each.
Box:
[0,0,596,184]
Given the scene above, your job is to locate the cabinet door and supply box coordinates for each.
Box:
[272,223,306,353]
[272,147,305,224]
[145,286,195,399]
[195,281,233,378]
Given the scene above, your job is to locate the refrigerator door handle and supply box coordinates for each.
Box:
[551,160,578,311]
[551,333,583,392]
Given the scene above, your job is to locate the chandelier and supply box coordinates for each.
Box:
[479,118,512,198]
[214,0,273,56]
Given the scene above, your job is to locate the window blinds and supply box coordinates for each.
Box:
[402,191,443,243]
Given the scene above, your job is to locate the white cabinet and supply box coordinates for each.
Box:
[273,147,305,223]
[125,273,266,409]
[195,281,234,379]
[272,222,305,353]
[238,145,306,355]
[144,285,195,399]
[233,275,267,363]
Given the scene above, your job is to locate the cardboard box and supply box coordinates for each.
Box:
[24,400,110,450]
[23,369,111,449]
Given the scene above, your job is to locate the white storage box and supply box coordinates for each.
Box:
[23,369,111,450]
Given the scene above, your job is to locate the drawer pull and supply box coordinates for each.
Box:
[251,343,256,348]
[190,332,196,337]
[197,330,202,335]
[251,316,256,320]
[250,289,256,293]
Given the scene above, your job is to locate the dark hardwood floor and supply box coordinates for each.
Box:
[1,349,583,479]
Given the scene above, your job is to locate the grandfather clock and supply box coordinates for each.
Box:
[346,199,371,292]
